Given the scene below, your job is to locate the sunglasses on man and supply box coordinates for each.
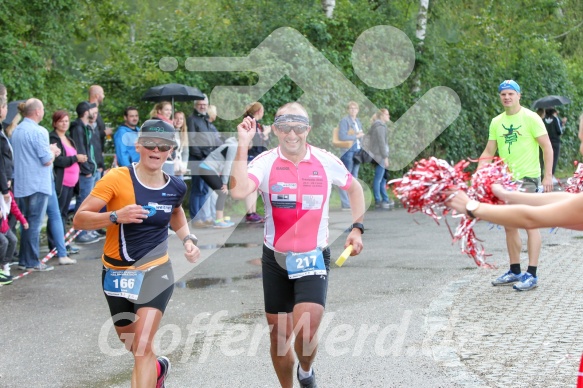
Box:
[140,141,174,152]
[274,124,309,134]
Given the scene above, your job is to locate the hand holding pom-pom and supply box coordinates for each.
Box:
[565,162,583,193]
[389,157,471,224]
[469,158,520,204]
[391,157,518,268]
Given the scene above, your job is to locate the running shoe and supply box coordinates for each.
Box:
[297,365,317,388]
[156,356,171,388]
[58,256,77,265]
[67,245,81,254]
[192,219,214,228]
[213,219,235,228]
[245,213,264,223]
[75,233,99,244]
[89,230,106,241]
[28,263,54,272]
[0,270,13,285]
[491,270,522,286]
[513,272,538,291]
[191,220,207,228]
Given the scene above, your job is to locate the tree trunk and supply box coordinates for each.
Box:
[322,0,335,18]
[411,0,429,94]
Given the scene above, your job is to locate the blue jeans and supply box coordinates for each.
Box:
[76,171,99,238]
[0,229,17,265]
[189,174,211,221]
[338,150,361,208]
[373,164,389,203]
[17,192,49,268]
[340,150,361,179]
[77,171,101,207]
[46,182,67,257]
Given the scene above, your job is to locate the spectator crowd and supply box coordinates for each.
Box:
[4,80,573,288]
[0,84,274,285]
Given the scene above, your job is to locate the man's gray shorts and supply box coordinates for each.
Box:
[522,176,542,193]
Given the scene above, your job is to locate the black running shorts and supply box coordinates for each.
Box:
[101,261,175,327]
[261,244,330,314]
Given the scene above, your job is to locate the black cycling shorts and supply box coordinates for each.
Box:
[101,261,175,327]
[261,244,330,314]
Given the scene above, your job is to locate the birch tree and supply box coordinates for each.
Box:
[411,0,429,94]
[322,0,335,18]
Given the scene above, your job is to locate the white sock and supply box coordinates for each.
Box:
[2,264,9,276]
[298,365,313,379]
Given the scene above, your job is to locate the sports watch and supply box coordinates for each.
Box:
[109,211,119,225]
[182,234,198,246]
[465,200,480,219]
[350,222,364,234]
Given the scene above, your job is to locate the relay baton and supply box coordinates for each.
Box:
[335,245,353,267]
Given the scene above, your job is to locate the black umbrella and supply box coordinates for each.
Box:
[531,95,571,110]
[142,83,205,120]
[2,100,25,128]
[142,83,205,103]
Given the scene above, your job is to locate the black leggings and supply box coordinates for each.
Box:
[196,166,227,212]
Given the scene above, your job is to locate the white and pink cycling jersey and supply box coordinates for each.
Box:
[248,144,352,253]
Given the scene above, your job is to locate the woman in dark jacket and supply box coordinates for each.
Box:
[369,108,392,209]
[0,99,15,201]
[50,110,87,235]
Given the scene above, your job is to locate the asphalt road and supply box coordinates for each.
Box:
[1,207,581,387]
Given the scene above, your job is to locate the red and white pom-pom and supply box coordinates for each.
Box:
[565,161,583,193]
[391,157,518,268]
[453,217,491,267]
[389,157,470,224]
[468,157,520,204]
[451,158,517,267]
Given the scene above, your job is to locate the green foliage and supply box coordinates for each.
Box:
[0,1,80,110]
[420,0,583,172]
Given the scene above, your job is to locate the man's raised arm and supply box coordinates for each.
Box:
[230,116,258,199]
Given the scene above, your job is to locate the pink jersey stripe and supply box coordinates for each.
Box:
[249,145,351,253]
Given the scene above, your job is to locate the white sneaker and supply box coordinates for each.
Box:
[2,264,10,276]
[58,257,77,265]
[30,263,54,272]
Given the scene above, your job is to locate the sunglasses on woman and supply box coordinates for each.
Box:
[140,141,174,152]
[275,124,309,134]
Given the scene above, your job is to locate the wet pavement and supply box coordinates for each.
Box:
[1,207,582,387]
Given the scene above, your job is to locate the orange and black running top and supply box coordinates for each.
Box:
[91,164,187,270]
